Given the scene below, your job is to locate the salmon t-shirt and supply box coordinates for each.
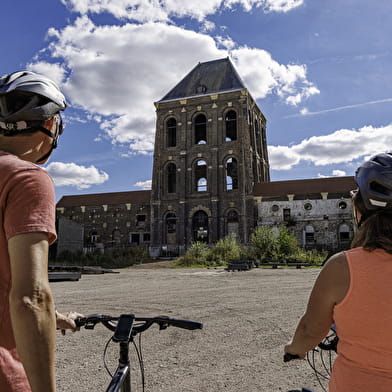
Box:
[0,151,56,392]
[331,247,392,391]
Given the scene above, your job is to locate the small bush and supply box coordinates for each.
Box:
[207,234,242,265]
[176,241,209,267]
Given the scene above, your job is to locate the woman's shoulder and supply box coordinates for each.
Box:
[322,252,350,304]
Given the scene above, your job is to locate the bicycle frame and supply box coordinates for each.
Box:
[106,341,131,392]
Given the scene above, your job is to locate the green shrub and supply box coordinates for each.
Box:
[250,226,278,262]
[176,241,209,267]
[207,234,242,265]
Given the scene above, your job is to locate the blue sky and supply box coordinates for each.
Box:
[2,0,392,200]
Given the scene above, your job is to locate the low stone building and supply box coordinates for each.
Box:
[254,176,356,252]
[56,190,151,252]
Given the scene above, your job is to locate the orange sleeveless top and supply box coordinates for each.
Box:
[330,247,392,391]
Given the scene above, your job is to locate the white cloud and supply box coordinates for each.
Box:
[61,0,303,23]
[134,180,152,189]
[27,61,66,87]
[263,0,304,13]
[45,161,109,189]
[231,47,319,104]
[33,17,317,154]
[332,169,346,177]
[269,124,392,170]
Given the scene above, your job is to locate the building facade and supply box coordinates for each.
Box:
[56,58,357,257]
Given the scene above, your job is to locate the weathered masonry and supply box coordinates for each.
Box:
[55,58,356,257]
[149,58,270,257]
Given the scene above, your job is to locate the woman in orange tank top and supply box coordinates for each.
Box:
[284,152,392,391]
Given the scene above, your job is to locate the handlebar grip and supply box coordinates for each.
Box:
[284,353,300,362]
[167,318,203,330]
[74,317,86,327]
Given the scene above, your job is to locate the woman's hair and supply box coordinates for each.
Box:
[351,190,392,253]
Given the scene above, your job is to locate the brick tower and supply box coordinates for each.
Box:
[149,58,269,257]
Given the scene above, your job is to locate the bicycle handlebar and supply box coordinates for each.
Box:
[283,353,300,362]
[75,313,203,335]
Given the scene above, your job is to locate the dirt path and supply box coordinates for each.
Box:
[52,266,324,392]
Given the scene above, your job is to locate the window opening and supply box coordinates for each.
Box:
[339,224,350,241]
[166,118,176,147]
[166,213,177,234]
[195,114,207,144]
[192,211,209,243]
[112,229,121,243]
[225,110,237,141]
[130,233,140,245]
[167,162,176,193]
[227,210,239,237]
[195,160,207,192]
[226,157,238,190]
[283,208,291,222]
[304,225,315,243]
[338,201,347,209]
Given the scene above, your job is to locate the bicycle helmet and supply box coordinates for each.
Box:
[355,152,392,211]
[0,70,66,124]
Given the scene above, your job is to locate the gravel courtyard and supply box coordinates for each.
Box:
[52,265,325,392]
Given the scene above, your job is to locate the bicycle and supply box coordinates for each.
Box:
[284,326,338,392]
[75,313,203,392]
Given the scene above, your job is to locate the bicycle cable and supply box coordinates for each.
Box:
[132,333,146,391]
[103,335,114,378]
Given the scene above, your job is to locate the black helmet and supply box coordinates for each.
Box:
[0,70,66,124]
[355,152,392,210]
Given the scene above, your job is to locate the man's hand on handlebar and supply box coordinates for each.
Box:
[56,310,84,335]
[284,343,306,362]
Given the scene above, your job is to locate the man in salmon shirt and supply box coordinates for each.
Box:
[284,153,392,391]
[0,71,81,391]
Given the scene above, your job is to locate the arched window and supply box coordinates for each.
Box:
[339,223,350,242]
[112,229,121,244]
[225,110,237,141]
[192,211,209,243]
[166,118,176,147]
[226,157,238,190]
[304,225,315,244]
[166,163,176,193]
[227,210,239,237]
[195,160,207,192]
[89,230,98,243]
[194,114,207,144]
[165,213,177,245]
[255,119,262,156]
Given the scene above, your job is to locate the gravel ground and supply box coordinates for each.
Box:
[51,265,326,392]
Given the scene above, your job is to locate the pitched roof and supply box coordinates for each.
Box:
[158,58,246,102]
[57,190,151,208]
[253,177,356,199]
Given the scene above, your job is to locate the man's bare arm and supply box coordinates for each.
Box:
[8,232,56,392]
